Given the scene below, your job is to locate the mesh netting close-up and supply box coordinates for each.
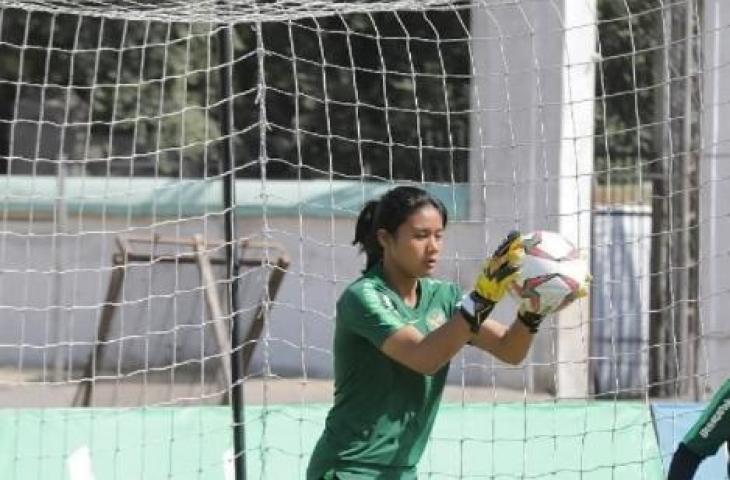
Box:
[0,0,727,478]
[5,0,477,22]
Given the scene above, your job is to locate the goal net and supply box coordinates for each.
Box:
[0,0,725,478]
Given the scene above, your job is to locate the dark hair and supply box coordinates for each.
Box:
[353,186,448,272]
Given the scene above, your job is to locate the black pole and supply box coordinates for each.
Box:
[218,22,247,480]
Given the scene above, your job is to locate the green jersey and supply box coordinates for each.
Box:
[683,379,730,458]
[307,264,462,480]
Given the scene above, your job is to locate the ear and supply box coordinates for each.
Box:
[376,228,392,250]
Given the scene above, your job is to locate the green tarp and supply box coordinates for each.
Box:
[1,176,469,219]
[0,402,664,479]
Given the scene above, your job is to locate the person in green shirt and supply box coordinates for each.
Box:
[307,186,576,479]
[667,378,730,479]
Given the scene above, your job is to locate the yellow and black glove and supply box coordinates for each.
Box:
[460,230,524,333]
[517,272,592,333]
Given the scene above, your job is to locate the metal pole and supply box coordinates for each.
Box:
[218,22,247,480]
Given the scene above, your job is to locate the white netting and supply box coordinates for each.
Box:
[6,0,476,23]
[0,0,726,478]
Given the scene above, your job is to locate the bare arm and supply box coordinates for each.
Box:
[469,316,535,365]
[379,226,537,374]
[381,310,537,374]
[381,313,474,375]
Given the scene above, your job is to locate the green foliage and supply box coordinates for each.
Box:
[246,10,471,181]
[0,7,471,182]
[0,10,232,176]
[595,0,664,184]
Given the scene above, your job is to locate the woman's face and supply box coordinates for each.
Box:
[379,204,445,278]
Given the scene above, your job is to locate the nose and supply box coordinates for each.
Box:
[428,235,441,253]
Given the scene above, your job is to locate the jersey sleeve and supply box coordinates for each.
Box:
[682,378,730,457]
[337,283,408,348]
[445,281,463,319]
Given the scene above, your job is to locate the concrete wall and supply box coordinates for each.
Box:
[469,1,596,396]
[0,213,545,390]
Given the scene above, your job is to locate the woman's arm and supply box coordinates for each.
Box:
[381,313,473,375]
[469,316,535,365]
[380,310,537,374]
[381,231,528,375]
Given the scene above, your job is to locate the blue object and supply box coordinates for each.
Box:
[653,403,729,479]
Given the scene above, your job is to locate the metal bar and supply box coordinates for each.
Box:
[242,256,290,374]
[193,235,233,398]
[112,252,263,267]
[217,21,246,480]
[72,263,125,407]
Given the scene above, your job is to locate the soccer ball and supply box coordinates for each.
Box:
[509,230,589,315]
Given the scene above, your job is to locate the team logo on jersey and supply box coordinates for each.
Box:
[364,285,397,314]
[426,310,447,331]
[700,399,730,439]
[379,293,396,312]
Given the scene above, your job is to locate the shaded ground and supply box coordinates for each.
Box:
[0,367,551,408]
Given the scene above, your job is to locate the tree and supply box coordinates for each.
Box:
[0,7,472,182]
[595,0,664,185]
[595,0,701,398]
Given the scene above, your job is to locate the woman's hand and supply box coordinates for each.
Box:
[460,230,524,333]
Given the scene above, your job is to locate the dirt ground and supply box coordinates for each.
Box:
[0,368,552,408]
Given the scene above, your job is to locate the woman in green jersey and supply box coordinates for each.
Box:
[667,378,730,479]
[307,186,564,480]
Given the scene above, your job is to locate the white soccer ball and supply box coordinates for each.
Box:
[509,230,589,315]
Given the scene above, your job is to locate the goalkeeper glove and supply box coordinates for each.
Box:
[517,272,592,333]
[460,230,524,333]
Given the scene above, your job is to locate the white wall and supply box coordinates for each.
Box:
[469,1,596,396]
[0,214,540,390]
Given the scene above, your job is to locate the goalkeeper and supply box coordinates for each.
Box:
[306,186,585,480]
[668,379,730,480]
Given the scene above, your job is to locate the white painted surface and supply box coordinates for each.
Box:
[67,446,95,480]
[555,0,597,399]
[469,1,596,395]
[223,447,235,480]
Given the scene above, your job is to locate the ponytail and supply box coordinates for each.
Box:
[353,200,382,272]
